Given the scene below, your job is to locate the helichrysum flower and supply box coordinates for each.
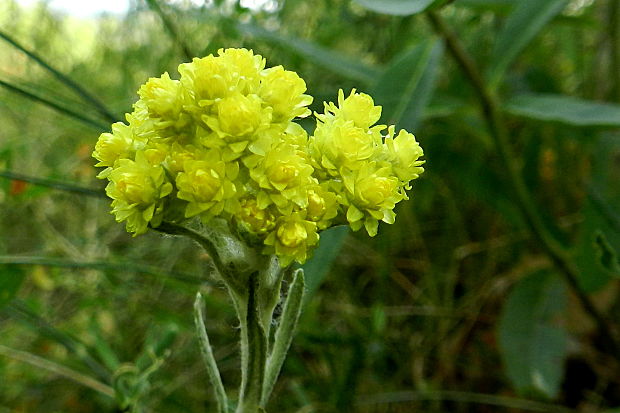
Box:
[263,212,319,267]
[94,48,424,266]
[105,151,172,235]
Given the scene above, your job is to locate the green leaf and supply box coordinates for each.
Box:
[262,269,305,406]
[487,0,568,87]
[234,21,380,84]
[302,226,348,303]
[498,270,569,399]
[353,0,437,15]
[505,94,620,127]
[0,265,25,308]
[194,293,228,413]
[0,78,109,131]
[372,39,443,131]
[574,136,620,292]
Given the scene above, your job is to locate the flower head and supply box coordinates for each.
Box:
[94,49,423,266]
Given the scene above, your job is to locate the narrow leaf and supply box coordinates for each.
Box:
[0,255,203,285]
[353,0,437,16]
[145,0,194,61]
[262,269,305,406]
[0,78,109,130]
[0,29,117,123]
[505,94,620,127]
[487,0,568,87]
[372,39,443,131]
[498,270,569,399]
[0,170,105,198]
[5,300,111,382]
[194,293,228,413]
[234,22,380,84]
[0,344,114,397]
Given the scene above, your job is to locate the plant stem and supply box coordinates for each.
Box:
[426,10,620,359]
[236,272,268,413]
[154,221,246,294]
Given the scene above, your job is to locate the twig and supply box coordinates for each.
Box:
[426,10,620,360]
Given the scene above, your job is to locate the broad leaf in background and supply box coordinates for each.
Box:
[505,94,620,127]
[353,0,440,15]
[0,265,25,308]
[371,39,443,131]
[498,270,569,399]
[574,135,620,292]
[234,21,380,84]
[486,0,568,87]
[302,226,348,304]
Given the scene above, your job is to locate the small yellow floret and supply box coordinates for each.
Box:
[176,152,238,219]
[264,213,319,266]
[105,151,172,234]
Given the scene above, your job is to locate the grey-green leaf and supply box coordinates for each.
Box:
[353,0,437,16]
[372,39,443,131]
[487,0,568,87]
[505,94,620,127]
[262,269,305,406]
[194,293,228,413]
[498,270,569,399]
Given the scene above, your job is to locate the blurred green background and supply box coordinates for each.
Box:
[2,0,620,411]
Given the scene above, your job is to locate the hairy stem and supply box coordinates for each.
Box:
[236,272,268,413]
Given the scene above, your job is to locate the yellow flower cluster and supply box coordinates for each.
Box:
[94,48,424,266]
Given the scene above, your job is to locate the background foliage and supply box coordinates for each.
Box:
[2,0,620,411]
